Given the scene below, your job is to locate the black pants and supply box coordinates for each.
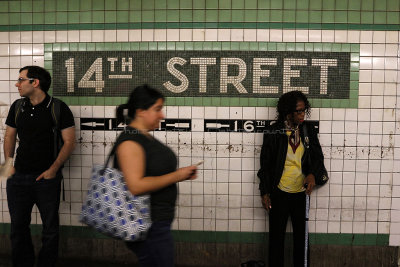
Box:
[126,221,174,267]
[269,189,309,267]
[6,172,61,267]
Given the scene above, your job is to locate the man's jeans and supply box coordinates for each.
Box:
[7,172,61,267]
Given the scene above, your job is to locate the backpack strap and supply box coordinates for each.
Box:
[49,97,66,201]
[15,97,60,129]
[14,98,25,127]
[49,97,62,159]
[50,97,61,131]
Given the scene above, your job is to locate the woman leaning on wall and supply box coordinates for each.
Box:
[258,90,327,267]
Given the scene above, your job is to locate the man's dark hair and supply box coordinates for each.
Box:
[276,90,311,122]
[19,66,51,93]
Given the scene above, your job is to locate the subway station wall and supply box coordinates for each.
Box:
[0,0,399,249]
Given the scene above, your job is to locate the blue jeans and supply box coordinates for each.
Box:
[126,221,174,267]
[6,172,61,267]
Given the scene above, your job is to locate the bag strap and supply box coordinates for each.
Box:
[104,144,118,168]
[102,128,144,173]
[302,124,313,178]
[101,131,134,172]
[302,123,310,150]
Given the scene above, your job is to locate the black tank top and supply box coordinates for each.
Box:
[114,127,178,222]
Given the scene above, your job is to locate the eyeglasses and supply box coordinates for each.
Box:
[294,109,306,114]
[16,78,35,83]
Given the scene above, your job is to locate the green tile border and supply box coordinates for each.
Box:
[0,223,390,246]
[46,41,359,108]
[55,97,358,108]
[1,0,400,30]
[0,22,400,32]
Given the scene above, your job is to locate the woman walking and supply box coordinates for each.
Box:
[115,85,198,267]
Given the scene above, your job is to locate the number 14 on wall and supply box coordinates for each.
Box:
[65,57,133,93]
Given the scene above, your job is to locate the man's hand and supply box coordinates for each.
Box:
[4,126,17,177]
[35,127,75,182]
[304,174,315,195]
[9,166,15,176]
[36,168,57,181]
[261,194,271,211]
[0,157,15,178]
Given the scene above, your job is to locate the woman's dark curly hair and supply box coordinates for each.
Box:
[276,90,311,123]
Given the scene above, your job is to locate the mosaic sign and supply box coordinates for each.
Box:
[53,51,350,98]
[204,119,270,132]
[80,118,191,131]
[204,120,319,133]
[79,118,319,133]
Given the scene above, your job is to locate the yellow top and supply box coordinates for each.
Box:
[278,131,306,193]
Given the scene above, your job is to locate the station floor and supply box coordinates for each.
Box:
[0,258,198,267]
[0,258,139,267]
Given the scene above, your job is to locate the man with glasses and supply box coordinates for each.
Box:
[4,66,75,267]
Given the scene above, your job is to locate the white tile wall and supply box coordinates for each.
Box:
[0,29,399,246]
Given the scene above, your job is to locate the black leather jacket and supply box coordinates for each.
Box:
[257,121,325,196]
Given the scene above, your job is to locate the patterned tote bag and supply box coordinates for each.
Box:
[80,144,151,241]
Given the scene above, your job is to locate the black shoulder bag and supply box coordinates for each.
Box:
[303,124,329,186]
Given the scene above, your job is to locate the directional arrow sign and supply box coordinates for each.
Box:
[204,120,319,133]
[80,118,191,132]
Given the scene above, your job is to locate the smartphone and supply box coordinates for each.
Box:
[196,160,204,166]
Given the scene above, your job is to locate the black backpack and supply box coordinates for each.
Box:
[15,97,66,200]
[14,97,63,159]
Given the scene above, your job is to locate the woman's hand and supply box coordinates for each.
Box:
[118,140,199,195]
[304,174,315,195]
[176,165,198,181]
[261,194,271,211]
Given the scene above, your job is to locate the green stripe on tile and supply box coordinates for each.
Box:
[0,22,399,32]
[1,0,400,31]
[1,0,400,13]
[311,233,389,246]
[57,97,357,109]
[0,223,390,246]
